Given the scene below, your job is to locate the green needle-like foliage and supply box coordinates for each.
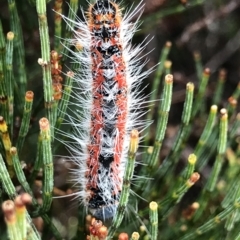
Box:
[39,118,53,213]
[16,91,34,153]
[5,32,14,133]
[0,0,240,239]
[149,201,158,240]
[107,129,139,238]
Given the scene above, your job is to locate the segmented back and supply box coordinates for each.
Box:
[87,0,127,220]
[61,0,150,221]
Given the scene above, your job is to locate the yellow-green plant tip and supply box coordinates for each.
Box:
[0,116,13,173]
[149,201,158,211]
[16,91,34,153]
[9,146,16,155]
[180,224,188,232]
[0,116,8,133]
[181,153,197,183]
[211,105,218,112]
[234,201,240,208]
[220,108,228,120]
[149,201,158,240]
[139,225,146,233]
[131,232,140,240]
[129,129,139,155]
[164,60,172,75]
[7,32,14,40]
[186,82,194,92]
[188,154,197,165]
[165,74,173,84]
[218,108,228,154]
[164,60,172,69]
[162,75,173,113]
[182,81,194,124]
[147,146,153,154]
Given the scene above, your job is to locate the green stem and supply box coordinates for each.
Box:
[54,0,63,53]
[156,82,194,179]
[16,91,34,153]
[193,51,203,81]
[149,202,158,240]
[205,109,228,192]
[195,105,218,170]
[146,75,173,171]
[144,42,172,145]
[39,118,53,213]
[7,0,27,107]
[36,0,54,139]
[212,69,226,105]
[107,130,139,238]
[5,32,14,134]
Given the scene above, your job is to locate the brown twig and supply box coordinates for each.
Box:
[177,0,240,45]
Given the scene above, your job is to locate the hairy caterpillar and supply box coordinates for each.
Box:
[61,0,151,221]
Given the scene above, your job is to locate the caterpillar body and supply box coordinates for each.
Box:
[62,0,150,221]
